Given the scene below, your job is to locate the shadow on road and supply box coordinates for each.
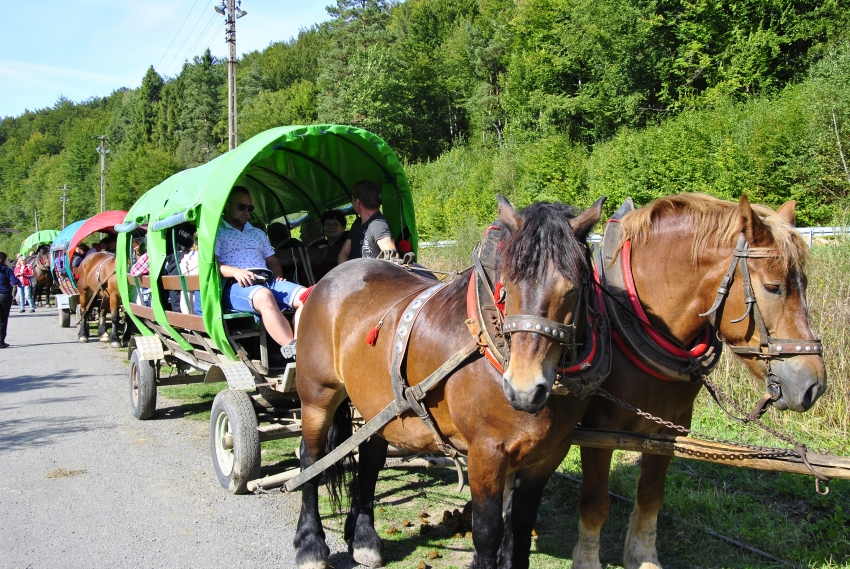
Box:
[0,371,85,394]
[0,415,97,451]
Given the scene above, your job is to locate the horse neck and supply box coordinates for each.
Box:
[630,228,731,346]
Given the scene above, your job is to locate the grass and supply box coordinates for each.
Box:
[153,237,850,568]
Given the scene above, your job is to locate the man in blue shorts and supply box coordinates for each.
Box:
[216,186,303,358]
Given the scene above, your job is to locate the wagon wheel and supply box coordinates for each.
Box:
[129,350,157,420]
[210,389,261,494]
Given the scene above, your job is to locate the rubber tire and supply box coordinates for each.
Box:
[60,308,71,328]
[129,350,158,420]
[210,389,261,494]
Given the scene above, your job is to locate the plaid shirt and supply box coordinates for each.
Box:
[129,253,149,276]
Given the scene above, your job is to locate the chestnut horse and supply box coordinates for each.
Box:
[77,252,123,348]
[26,245,55,307]
[294,196,605,569]
[572,194,826,569]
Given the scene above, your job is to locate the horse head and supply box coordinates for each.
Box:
[495,195,605,413]
[708,195,826,412]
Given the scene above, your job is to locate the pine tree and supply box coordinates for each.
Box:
[128,66,164,149]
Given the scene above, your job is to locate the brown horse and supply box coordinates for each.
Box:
[27,245,56,307]
[293,196,605,569]
[572,194,826,569]
[77,252,123,348]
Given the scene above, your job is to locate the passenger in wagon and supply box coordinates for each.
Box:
[338,180,397,263]
[216,186,304,359]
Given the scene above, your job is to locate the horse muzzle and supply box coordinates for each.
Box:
[502,372,551,414]
[768,358,826,412]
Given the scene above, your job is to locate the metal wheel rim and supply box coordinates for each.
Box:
[214,411,234,477]
[131,364,139,406]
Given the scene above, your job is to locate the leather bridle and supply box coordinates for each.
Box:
[700,234,822,412]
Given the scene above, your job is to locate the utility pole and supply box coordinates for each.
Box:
[96,135,108,212]
[34,208,39,233]
[216,0,247,151]
[59,184,69,229]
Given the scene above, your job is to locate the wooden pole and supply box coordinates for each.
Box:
[572,427,850,480]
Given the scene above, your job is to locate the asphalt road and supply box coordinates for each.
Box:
[0,308,348,569]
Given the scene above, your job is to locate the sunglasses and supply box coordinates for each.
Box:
[234,203,255,213]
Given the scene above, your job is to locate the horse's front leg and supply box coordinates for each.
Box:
[345,435,388,567]
[78,295,90,343]
[109,297,122,347]
[469,444,508,569]
[623,453,672,569]
[573,447,614,569]
[294,396,347,569]
[98,299,109,342]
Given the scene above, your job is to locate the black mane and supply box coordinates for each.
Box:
[498,201,587,283]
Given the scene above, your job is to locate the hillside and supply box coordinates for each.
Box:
[2,0,849,251]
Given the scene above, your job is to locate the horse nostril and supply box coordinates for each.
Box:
[802,380,822,410]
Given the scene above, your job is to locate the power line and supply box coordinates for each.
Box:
[163,0,216,76]
[155,0,202,71]
[176,11,220,72]
[202,21,227,54]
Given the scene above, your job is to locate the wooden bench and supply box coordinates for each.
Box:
[126,274,256,331]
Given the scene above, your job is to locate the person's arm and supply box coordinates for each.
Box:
[217,257,257,287]
[7,268,20,287]
[337,238,352,264]
[377,236,397,256]
[265,254,284,281]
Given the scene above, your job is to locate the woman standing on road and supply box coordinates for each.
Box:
[14,256,35,313]
[0,252,22,348]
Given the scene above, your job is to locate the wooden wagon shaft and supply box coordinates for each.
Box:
[572,427,850,480]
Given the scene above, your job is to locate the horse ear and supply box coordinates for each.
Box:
[775,200,797,226]
[738,194,769,245]
[570,196,606,240]
[497,194,523,234]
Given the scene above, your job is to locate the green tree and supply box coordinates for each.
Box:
[176,49,226,166]
[127,66,164,148]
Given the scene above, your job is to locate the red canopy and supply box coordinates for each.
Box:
[68,210,128,254]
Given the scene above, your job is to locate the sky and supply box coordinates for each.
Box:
[0,0,332,118]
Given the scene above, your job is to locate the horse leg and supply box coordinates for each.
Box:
[294,396,347,569]
[468,445,508,569]
[498,472,549,569]
[78,293,90,343]
[573,447,614,569]
[109,295,121,348]
[623,453,672,569]
[345,435,388,567]
[98,300,109,342]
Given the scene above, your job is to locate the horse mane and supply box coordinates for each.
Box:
[618,193,808,270]
[499,201,587,283]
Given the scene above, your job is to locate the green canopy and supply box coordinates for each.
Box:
[117,124,417,360]
[20,230,59,255]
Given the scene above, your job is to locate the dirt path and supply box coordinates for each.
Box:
[0,309,349,569]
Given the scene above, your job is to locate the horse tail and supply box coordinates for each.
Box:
[324,399,356,513]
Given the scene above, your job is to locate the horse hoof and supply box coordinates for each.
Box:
[79,338,89,344]
[353,547,383,567]
[110,341,121,348]
[99,336,110,343]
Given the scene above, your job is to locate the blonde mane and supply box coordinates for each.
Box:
[618,193,808,270]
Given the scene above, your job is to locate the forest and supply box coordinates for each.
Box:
[2,0,850,251]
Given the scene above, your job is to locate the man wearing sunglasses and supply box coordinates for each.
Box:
[216,186,303,358]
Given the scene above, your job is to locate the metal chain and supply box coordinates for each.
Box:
[594,387,800,460]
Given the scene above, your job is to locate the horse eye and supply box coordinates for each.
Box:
[763,284,782,295]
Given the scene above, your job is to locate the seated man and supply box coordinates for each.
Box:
[338,180,397,263]
[216,186,303,358]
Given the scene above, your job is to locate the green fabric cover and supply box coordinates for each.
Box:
[117,125,417,360]
[20,230,59,255]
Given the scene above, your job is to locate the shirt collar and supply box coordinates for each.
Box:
[221,219,253,231]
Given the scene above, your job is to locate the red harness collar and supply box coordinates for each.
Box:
[611,239,711,381]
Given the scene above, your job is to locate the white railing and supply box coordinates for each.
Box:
[796,226,849,246]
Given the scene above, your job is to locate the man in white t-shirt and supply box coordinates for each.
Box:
[216,186,303,358]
